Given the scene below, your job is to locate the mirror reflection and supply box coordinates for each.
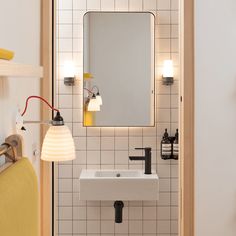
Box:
[83,12,155,127]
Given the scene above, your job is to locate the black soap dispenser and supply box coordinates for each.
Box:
[173,129,179,160]
[161,129,172,160]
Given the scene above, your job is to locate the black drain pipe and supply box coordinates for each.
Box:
[114,201,124,223]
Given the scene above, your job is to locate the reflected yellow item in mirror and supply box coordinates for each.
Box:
[83,72,93,80]
[0,48,14,60]
[84,109,94,126]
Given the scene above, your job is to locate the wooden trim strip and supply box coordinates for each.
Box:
[40,0,53,235]
[180,0,195,235]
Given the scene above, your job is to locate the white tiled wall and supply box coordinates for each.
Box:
[55,0,179,235]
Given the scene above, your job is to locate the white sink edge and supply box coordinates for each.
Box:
[80,169,159,179]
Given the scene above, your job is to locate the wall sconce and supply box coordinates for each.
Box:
[84,87,102,111]
[92,86,103,105]
[162,60,174,85]
[18,96,75,162]
[64,61,75,86]
[87,94,101,111]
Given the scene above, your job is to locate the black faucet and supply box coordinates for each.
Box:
[129,147,152,174]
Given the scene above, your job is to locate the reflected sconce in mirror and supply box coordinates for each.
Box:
[64,61,76,86]
[92,86,103,105]
[88,94,100,111]
[84,87,102,111]
[162,60,174,85]
[17,96,76,162]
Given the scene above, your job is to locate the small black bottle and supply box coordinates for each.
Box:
[161,129,172,160]
[173,129,179,160]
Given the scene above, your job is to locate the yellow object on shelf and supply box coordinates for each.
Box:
[0,48,14,60]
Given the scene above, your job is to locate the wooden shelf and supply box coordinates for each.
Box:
[0,60,43,77]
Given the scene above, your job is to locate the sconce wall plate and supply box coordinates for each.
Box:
[64,77,75,86]
[162,76,174,85]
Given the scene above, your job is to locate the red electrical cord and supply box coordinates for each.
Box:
[83,87,94,95]
[21,95,59,116]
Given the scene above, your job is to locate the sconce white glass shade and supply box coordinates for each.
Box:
[96,94,103,105]
[88,97,100,111]
[163,60,174,77]
[64,60,75,78]
[41,125,76,162]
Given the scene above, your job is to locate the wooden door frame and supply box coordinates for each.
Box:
[180,0,194,235]
[40,0,54,235]
[40,0,195,235]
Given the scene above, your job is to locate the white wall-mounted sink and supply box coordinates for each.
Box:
[79,169,159,201]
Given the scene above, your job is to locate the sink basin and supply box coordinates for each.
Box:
[79,169,159,201]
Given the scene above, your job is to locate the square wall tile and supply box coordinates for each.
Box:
[171,0,179,10]
[87,206,101,220]
[73,10,85,24]
[158,0,171,10]
[58,192,72,206]
[158,206,171,220]
[158,11,171,24]
[87,220,100,234]
[157,220,171,234]
[101,0,115,10]
[101,137,115,150]
[115,0,129,10]
[144,0,157,10]
[101,206,114,219]
[101,127,115,136]
[58,179,72,192]
[58,25,72,38]
[115,137,128,150]
[129,206,142,219]
[101,150,115,164]
[101,220,114,233]
[74,220,86,234]
[73,206,86,219]
[143,206,157,220]
[58,0,72,10]
[59,206,72,220]
[115,150,129,165]
[58,10,72,24]
[87,0,101,9]
[59,220,72,234]
[143,220,157,233]
[115,220,128,234]
[73,0,86,10]
[115,127,128,136]
[87,151,100,164]
[129,220,143,234]
[87,137,100,150]
[129,0,143,11]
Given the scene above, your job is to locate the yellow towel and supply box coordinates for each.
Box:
[0,48,14,60]
[0,158,38,236]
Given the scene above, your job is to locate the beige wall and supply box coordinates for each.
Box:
[195,0,236,235]
[0,0,41,179]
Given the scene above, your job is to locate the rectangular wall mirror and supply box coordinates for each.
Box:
[83,12,155,127]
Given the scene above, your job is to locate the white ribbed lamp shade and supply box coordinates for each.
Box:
[41,125,75,162]
[88,97,100,111]
[96,94,103,105]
